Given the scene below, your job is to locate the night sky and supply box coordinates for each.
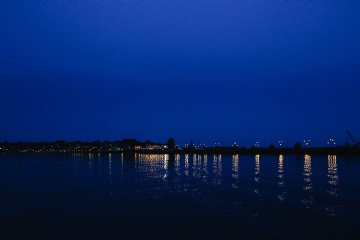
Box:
[2,2,360,147]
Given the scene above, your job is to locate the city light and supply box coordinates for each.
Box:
[327,138,336,147]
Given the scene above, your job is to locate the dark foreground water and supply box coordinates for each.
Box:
[1,153,360,239]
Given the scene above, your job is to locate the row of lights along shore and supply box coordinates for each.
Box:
[184,138,337,148]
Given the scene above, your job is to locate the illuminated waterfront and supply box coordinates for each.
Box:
[1,154,360,239]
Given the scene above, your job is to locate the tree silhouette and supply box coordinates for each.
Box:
[294,142,301,149]
[167,137,175,149]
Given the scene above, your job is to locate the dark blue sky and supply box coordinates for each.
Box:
[1,2,360,147]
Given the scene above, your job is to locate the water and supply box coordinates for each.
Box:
[1,153,360,239]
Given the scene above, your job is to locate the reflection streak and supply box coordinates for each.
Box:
[163,154,169,180]
[232,154,239,179]
[108,153,112,174]
[278,155,284,187]
[185,154,189,176]
[255,154,260,182]
[203,154,208,183]
[327,155,338,189]
[175,154,181,176]
[213,154,222,185]
[303,154,312,191]
[254,154,260,196]
[137,154,166,179]
[302,154,314,208]
[277,155,286,203]
[326,155,338,215]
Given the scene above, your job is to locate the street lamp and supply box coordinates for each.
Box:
[278,140,283,148]
[328,138,335,147]
[304,139,310,148]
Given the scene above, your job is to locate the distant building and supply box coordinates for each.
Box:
[167,138,175,149]
[189,139,194,149]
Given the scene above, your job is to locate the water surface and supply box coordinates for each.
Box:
[1,153,360,239]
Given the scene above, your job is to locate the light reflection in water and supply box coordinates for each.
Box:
[203,154,208,171]
[192,154,198,178]
[327,155,338,190]
[203,154,208,183]
[184,154,190,192]
[254,154,260,196]
[164,154,169,169]
[302,154,314,208]
[193,154,197,167]
[218,154,222,182]
[255,154,260,181]
[137,154,165,179]
[327,155,339,216]
[198,154,202,173]
[213,154,222,185]
[163,154,169,180]
[278,155,284,187]
[107,154,341,198]
[108,153,112,174]
[185,154,189,176]
[303,154,312,190]
[120,153,124,177]
[277,155,286,203]
[175,154,181,176]
[232,154,239,179]
[213,154,217,173]
[194,155,203,178]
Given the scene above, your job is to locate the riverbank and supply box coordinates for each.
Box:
[4,147,359,156]
[134,147,360,156]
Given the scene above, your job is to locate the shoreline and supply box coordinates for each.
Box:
[4,147,360,156]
